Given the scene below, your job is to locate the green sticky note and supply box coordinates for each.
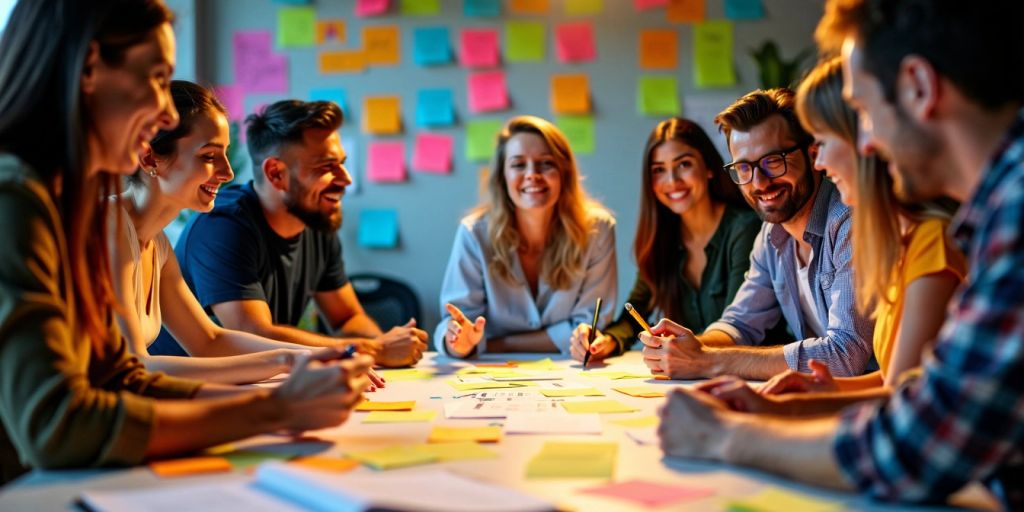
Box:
[505,21,545,62]
[277,6,316,48]
[561,399,640,414]
[222,450,294,469]
[565,0,603,15]
[725,487,842,512]
[637,76,680,116]
[693,20,737,88]
[555,115,594,155]
[401,0,440,15]
[347,446,439,470]
[526,442,618,479]
[414,442,499,461]
[466,119,504,161]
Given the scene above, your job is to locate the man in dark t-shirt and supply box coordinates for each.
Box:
[171,100,426,368]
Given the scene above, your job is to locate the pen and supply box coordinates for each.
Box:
[624,302,652,333]
[583,297,603,369]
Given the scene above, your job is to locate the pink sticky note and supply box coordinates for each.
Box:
[467,71,508,113]
[634,0,669,9]
[460,29,500,68]
[367,141,406,182]
[233,31,289,93]
[580,480,715,508]
[555,22,596,63]
[356,0,389,17]
[412,133,454,174]
[212,85,245,122]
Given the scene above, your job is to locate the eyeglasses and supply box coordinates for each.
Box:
[723,143,808,185]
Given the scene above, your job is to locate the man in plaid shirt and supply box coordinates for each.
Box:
[653,0,1024,507]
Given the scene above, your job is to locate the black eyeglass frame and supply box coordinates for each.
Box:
[723,142,810,185]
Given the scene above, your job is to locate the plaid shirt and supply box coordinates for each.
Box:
[834,109,1024,508]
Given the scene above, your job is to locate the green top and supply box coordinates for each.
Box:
[0,154,201,484]
[604,205,762,354]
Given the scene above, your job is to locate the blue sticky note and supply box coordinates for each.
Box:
[309,88,347,115]
[416,89,455,127]
[358,209,399,249]
[274,0,311,4]
[465,0,500,17]
[413,27,452,66]
[725,0,764,20]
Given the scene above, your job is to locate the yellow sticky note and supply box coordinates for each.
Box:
[204,442,238,455]
[562,400,639,414]
[362,96,401,134]
[565,0,603,15]
[356,400,416,411]
[725,487,842,512]
[363,25,400,66]
[509,358,558,370]
[639,29,678,70]
[414,442,499,461]
[667,0,705,23]
[290,456,360,473]
[378,368,435,381]
[456,366,518,376]
[551,74,590,114]
[347,446,438,470]
[612,386,667,398]
[539,387,604,397]
[609,416,659,428]
[509,0,549,14]
[319,50,365,73]
[448,379,530,391]
[526,442,617,479]
[316,19,346,45]
[362,410,437,423]
[428,426,503,443]
[579,370,652,380]
[149,456,233,477]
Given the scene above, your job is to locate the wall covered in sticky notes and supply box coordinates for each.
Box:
[191,0,823,335]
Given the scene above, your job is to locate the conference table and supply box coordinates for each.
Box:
[0,352,997,511]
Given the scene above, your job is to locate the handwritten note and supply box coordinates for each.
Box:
[319,50,365,73]
[637,75,680,115]
[580,480,715,508]
[428,426,503,443]
[467,71,509,113]
[362,410,437,423]
[316,20,346,45]
[362,25,400,66]
[358,208,400,249]
[509,0,548,14]
[460,28,500,68]
[566,0,603,15]
[465,0,501,16]
[555,21,596,63]
[413,27,452,66]
[401,0,440,15]
[213,85,245,122]
[667,0,706,23]
[366,143,406,183]
[694,21,737,88]
[466,118,503,161]
[412,133,454,174]
[550,74,590,114]
[526,442,617,479]
[362,96,401,134]
[725,0,765,20]
[355,0,389,17]
[639,29,678,69]
[233,31,288,93]
[149,457,232,477]
[505,21,545,62]
[416,89,455,127]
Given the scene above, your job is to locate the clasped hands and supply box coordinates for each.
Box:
[638,318,711,379]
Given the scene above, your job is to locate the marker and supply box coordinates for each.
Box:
[582,297,603,369]
[624,302,652,333]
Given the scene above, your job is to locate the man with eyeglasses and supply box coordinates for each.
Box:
[639,88,874,380]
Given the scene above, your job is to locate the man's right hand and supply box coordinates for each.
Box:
[374,319,428,367]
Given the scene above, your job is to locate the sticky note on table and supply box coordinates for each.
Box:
[509,358,558,370]
[363,25,400,66]
[358,208,399,248]
[637,76,680,115]
[555,115,594,155]
[555,21,596,63]
[401,0,440,15]
[149,457,232,477]
[378,368,436,381]
[319,49,365,73]
[639,29,678,69]
[316,19,346,45]
[612,386,667,398]
[309,87,347,114]
[363,96,401,134]
[465,118,503,161]
[578,370,652,379]
[539,387,603,397]
[725,487,843,512]
[526,442,617,479]
[290,457,360,473]
[505,21,545,62]
[222,450,294,469]
[233,31,288,93]
[466,0,501,16]
[414,442,499,461]
[667,0,706,23]
[566,0,603,15]
[580,479,715,508]
[694,21,737,88]
[449,379,529,391]
[213,85,245,122]
[366,142,406,183]
[356,399,416,411]
[467,71,508,113]
[277,6,315,48]
[414,27,452,65]
[347,446,438,469]
[362,410,437,423]
[725,0,764,20]
[460,28,500,68]
[355,0,389,17]
[551,74,590,114]
[412,133,454,173]
[428,426,503,443]
[509,0,548,14]
[609,415,659,428]
[634,0,668,10]
[562,400,639,414]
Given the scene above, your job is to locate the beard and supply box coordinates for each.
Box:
[886,114,942,203]
[745,158,817,224]
[284,176,343,233]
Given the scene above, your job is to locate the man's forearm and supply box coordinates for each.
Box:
[779,388,889,417]
[699,329,738,347]
[334,312,383,339]
[725,414,852,490]
[705,345,789,380]
[251,322,348,349]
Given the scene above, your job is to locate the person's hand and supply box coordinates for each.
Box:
[658,387,736,461]
[272,353,373,434]
[695,376,781,414]
[374,319,428,368]
[759,359,837,396]
[639,318,708,379]
[444,303,486,358]
[569,323,615,362]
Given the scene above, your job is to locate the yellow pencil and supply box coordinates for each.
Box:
[623,303,652,333]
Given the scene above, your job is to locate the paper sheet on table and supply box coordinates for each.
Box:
[505,412,602,435]
[639,29,678,69]
[346,446,438,469]
[362,96,401,134]
[456,389,546,400]
[555,21,596,63]
[579,369,653,380]
[428,425,503,443]
[444,399,563,419]
[487,371,561,381]
[358,208,399,248]
[81,481,305,512]
[449,377,531,391]
[277,6,315,48]
[362,25,400,66]
[694,21,737,88]
[539,387,604,397]
[505,21,545,62]
[551,74,590,114]
[416,89,455,126]
[460,29,500,68]
[149,456,232,477]
[610,415,659,428]
[412,133,453,174]
[637,76,680,115]
[233,31,288,93]
[316,19,346,45]
[555,115,594,154]
[355,399,415,411]
[625,427,658,445]
[580,479,715,508]
[509,0,549,14]
[361,410,437,423]
[414,27,452,65]
[725,487,843,512]
[465,0,501,17]
[401,0,440,15]
[562,400,639,414]
[566,0,603,15]
[526,442,617,478]
[465,118,503,161]
[308,87,347,114]
[612,385,667,398]
[667,0,706,22]
[290,457,360,473]
[467,71,508,113]
[725,0,764,20]
[366,142,406,183]
[319,49,365,73]
[378,368,435,381]
[355,0,389,17]
[414,442,499,461]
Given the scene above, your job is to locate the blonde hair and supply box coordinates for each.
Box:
[796,57,954,316]
[476,115,601,289]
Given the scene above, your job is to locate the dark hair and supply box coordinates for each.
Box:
[149,80,227,157]
[0,0,174,346]
[714,88,814,152]
[815,0,1024,108]
[634,118,748,316]
[245,100,343,182]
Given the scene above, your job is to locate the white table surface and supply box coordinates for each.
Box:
[0,352,997,511]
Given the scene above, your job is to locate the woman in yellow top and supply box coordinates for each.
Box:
[696,57,966,415]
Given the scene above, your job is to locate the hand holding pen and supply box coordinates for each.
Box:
[569,298,614,363]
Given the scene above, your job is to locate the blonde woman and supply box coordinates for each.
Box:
[697,57,966,415]
[436,116,617,358]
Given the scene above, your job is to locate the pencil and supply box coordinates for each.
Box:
[582,297,603,369]
[623,302,652,333]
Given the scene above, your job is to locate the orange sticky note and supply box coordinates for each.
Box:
[639,29,678,69]
[317,20,346,45]
[363,96,401,134]
[509,0,549,14]
[290,457,360,473]
[363,25,400,66]
[149,456,233,477]
[667,0,705,22]
[319,50,365,73]
[551,74,590,114]
[356,400,416,411]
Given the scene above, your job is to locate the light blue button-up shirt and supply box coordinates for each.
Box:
[705,180,875,376]
[434,208,618,356]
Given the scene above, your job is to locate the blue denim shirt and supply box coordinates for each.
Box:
[705,180,875,376]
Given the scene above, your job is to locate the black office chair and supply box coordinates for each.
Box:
[341,273,421,332]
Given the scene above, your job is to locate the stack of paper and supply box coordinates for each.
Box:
[525,441,618,478]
